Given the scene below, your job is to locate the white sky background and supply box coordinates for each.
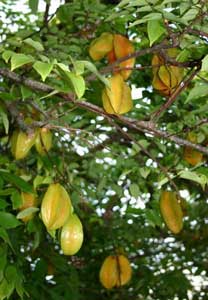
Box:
[2,2,208,298]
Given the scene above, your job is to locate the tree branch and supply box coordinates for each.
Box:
[43,1,50,28]
[0,67,208,156]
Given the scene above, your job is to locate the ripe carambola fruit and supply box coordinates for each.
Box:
[89,33,135,79]
[41,183,72,230]
[99,255,132,289]
[35,127,52,155]
[152,48,183,96]
[60,214,83,255]
[113,34,135,80]
[115,255,132,287]
[89,32,114,61]
[19,192,38,222]
[183,132,203,166]
[160,191,183,234]
[100,256,118,289]
[11,130,37,160]
[102,74,133,114]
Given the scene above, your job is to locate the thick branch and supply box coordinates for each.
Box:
[0,67,208,156]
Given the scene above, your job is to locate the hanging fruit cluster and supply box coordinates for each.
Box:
[99,254,132,289]
[160,190,183,234]
[152,48,183,96]
[11,126,53,160]
[183,132,204,166]
[41,183,84,255]
[89,32,135,114]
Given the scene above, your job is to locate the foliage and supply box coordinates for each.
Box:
[0,0,208,299]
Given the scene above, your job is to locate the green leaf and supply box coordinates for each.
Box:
[179,170,207,190]
[0,108,9,135]
[5,265,17,286]
[33,175,53,189]
[130,12,162,26]
[0,199,9,210]
[0,188,16,196]
[11,190,22,210]
[2,50,14,63]
[0,92,16,102]
[73,61,85,76]
[15,272,26,299]
[16,207,39,219]
[0,171,33,193]
[145,209,163,228]
[0,228,14,251]
[0,277,14,300]
[139,167,150,179]
[97,177,107,194]
[23,38,44,51]
[201,54,208,72]
[10,53,34,71]
[20,86,33,100]
[182,8,199,22]
[0,212,21,229]
[0,244,7,271]
[147,19,167,46]
[186,83,208,103]
[129,183,140,198]
[80,61,109,86]
[64,71,85,99]
[39,90,59,100]
[33,61,54,81]
[126,207,143,215]
[29,0,39,13]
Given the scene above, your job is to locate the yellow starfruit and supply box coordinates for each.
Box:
[60,214,83,255]
[89,32,114,61]
[41,183,72,230]
[160,191,183,234]
[11,129,37,160]
[102,74,133,114]
[115,255,132,287]
[99,254,132,289]
[152,48,184,96]
[35,127,52,155]
[113,34,135,80]
[183,132,203,166]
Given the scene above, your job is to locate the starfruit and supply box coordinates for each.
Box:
[11,129,37,160]
[89,33,135,79]
[115,255,132,287]
[35,127,52,155]
[100,256,118,289]
[160,191,183,234]
[89,32,114,61]
[113,34,135,80]
[152,48,183,96]
[41,183,72,230]
[60,213,83,255]
[99,255,132,289]
[183,132,203,166]
[102,74,133,114]
[19,192,38,222]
